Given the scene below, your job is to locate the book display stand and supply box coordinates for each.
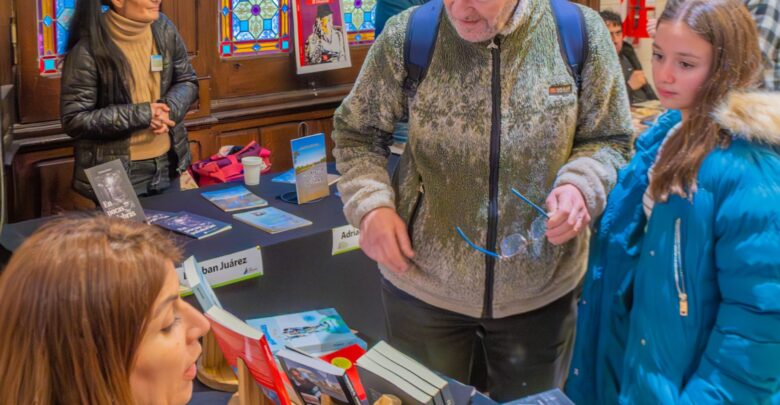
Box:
[197,330,238,392]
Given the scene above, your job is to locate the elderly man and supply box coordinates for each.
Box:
[333,0,632,400]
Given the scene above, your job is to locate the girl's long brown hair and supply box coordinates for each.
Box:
[0,215,181,404]
[650,0,762,201]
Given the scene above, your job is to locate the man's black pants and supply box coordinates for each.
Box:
[380,279,577,402]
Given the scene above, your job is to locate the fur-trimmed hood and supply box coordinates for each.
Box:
[714,91,780,145]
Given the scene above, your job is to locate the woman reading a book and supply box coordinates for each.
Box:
[0,216,210,404]
[61,0,198,200]
[566,0,780,403]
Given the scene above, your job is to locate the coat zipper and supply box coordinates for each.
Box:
[674,218,688,317]
[483,37,501,319]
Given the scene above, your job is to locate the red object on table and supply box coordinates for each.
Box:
[319,344,367,400]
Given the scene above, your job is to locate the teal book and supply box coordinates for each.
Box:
[246,308,367,356]
[201,185,268,212]
[233,207,312,234]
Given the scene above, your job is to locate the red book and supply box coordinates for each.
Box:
[319,344,367,400]
[206,306,292,405]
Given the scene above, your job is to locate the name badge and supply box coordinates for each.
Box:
[150,54,163,72]
[549,84,573,96]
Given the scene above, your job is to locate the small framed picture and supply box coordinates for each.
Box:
[292,0,352,74]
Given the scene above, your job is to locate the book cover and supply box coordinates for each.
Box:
[181,256,222,312]
[84,159,146,222]
[205,306,292,405]
[201,185,269,212]
[356,356,435,405]
[154,211,232,239]
[272,169,341,186]
[144,209,176,224]
[277,348,361,405]
[319,344,367,401]
[291,133,329,204]
[233,207,312,234]
[245,308,366,356]
[292,0,351,74]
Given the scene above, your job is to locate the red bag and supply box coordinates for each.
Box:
[190,141,272,186]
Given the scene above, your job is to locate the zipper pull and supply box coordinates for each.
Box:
[679,293,688,317]
[488,38,498,49]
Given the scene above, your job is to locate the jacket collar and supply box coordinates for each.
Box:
[714,91,780,146]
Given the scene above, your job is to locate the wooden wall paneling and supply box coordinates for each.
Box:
[15,0,60,123]
[216,127,260,150]
[259,121,317,172]
[161,0,206,76]
[187,128,216,162]
[574,0,600,9]
[0,0,13,86]
[38,157,95,217]
[10,146,74,221]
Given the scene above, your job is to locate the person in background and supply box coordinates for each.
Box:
[332,0,633,399]
[648,0,780,90]
[0,216,210,405]
[601,9,658,104]
[61,0,198,200]
[568,0,780,403]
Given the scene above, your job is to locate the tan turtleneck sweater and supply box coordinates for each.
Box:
[104,10,169,161]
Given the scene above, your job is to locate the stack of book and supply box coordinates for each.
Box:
[356,341,453,405]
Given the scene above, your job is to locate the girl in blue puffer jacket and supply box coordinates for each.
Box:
[566,0,780,403]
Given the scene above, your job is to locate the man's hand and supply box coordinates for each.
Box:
[359,207,415,273]
[545,184,591,245]
[628,70,647,91]
[150,102,176,134]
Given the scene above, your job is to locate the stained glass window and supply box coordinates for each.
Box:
[342,0,375,45]
[219,0,291,57]
[37,0,77,75]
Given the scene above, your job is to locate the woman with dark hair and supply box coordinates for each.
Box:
[61,0,198,199]
[0,216,210,404]
[567,0,780,403]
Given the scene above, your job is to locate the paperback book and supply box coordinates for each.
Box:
[233,207,312,234]
[246,308,366,356]
[277,348,361,405]
[272,169,341,186]
[154,211,232,239]
[205,306,292,405]
[85,159,146,222]
[201,185,269,212]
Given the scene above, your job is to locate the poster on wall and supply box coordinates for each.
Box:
[292,0,352,74]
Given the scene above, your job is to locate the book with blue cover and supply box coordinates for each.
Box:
[246,308,367,356]
[154,211,232,239]
[201,185,268,212]
[144,209,176,224]
[233,207,312,234]
[291,134,330,204]
[272,169,341,186]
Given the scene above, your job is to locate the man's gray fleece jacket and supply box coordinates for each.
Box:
[333,0,633,318]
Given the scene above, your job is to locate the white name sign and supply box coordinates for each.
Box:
[332,224,361,255]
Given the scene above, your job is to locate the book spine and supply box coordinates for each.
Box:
[339,374,362,405]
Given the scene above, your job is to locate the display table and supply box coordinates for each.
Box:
[0,171,387,343]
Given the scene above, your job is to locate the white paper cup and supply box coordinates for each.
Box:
[241,156,263,186]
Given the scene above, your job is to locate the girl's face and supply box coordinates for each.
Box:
[651,21,713,120]
[130,261,210,405]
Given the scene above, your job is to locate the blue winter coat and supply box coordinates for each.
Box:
[566,92,780,404]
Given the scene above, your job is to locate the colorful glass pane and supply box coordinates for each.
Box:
[220,0,291,57]
[342,0,375,45]
[38,0,78,75]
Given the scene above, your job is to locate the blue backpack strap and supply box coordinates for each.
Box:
[402,0,443,98]
[550,0,589,91]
